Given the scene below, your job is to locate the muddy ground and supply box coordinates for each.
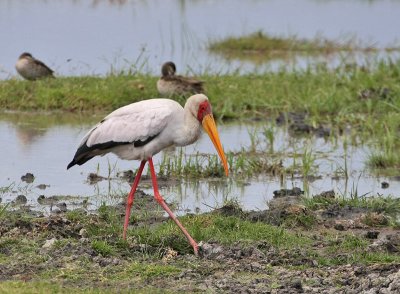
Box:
[1,188,400,293]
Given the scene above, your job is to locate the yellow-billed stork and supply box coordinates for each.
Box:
[67,94,228,255]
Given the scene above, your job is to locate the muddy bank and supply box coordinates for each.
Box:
[1,189,399,293]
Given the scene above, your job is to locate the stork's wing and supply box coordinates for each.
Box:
[67,99,178,168]
[86,105,172,147]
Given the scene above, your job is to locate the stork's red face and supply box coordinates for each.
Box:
[197,100,212,122]
[197,100,229,176]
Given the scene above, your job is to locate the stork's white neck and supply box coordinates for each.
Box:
[174,107,202,147]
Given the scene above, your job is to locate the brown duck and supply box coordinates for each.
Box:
[15,52,54,80]
[157,61,204,96]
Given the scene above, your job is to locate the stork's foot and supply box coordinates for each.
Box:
[192,242,199,257]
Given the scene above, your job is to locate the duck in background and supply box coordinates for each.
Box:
[15,52,54,80]
[157,61,204,96]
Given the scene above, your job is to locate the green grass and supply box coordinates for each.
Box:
[0,281,170,294]
[125,262,181,278]
[0,203,9,219]
[1,60,399,122]
[303,194,400,217]
[133,214,310,253]
[0,281,74,294]
[91,240,115,257]
[0,75,159,112]
[208,31,399,62]
[158,149,284,178]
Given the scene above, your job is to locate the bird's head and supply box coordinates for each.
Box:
[161,61,176,77]
[19,52,33,59]
[187,94,229,176]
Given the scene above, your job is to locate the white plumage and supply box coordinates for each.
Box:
[82,99,180,160]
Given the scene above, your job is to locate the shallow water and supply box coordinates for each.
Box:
[1,0,399,79]
[1,112,398,214]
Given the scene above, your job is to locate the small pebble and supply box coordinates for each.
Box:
[79,228,88,238]
[291,279,303,290]
[42,238,57,248]
[334,223,346,231]
[36,184,48,190]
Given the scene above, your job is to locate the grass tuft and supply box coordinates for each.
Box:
[91,240,115,257]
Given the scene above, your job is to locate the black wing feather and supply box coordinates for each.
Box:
[67,134,159,169]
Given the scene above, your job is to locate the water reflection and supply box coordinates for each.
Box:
[15,126,46,148]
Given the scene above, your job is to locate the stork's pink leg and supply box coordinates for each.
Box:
[148,158,199,256]
[123,160,146,240]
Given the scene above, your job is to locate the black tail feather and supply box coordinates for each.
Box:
[66,155,94,169]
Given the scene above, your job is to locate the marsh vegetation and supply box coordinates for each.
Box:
[209,31,400,62]
[2,2,400,291]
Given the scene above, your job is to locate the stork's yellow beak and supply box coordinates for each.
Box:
[202,114,229,176]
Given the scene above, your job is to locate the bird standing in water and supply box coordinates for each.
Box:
[67,94,229,255]
[15,52,54,80]
[157,61,204,96]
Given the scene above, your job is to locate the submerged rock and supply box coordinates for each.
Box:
[273,187,304,198]
[21,172,34,183]
[36,184,49,190]
[56,202,68,213]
